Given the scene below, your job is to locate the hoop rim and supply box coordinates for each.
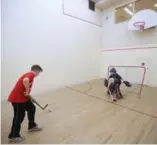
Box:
[133,21,145,26]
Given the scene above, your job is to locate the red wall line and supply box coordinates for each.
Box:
[101,46,157,52]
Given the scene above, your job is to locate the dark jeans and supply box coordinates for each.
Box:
[8,100,36,139]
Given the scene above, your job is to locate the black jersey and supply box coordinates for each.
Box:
[109,73,122,80]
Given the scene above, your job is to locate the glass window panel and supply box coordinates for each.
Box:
[115,2,134,24]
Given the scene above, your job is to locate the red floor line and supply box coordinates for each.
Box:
[84,82,93,93]
[66,86,157,119]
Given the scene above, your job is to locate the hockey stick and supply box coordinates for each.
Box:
[33,99,48,110]
[108,90,117,102]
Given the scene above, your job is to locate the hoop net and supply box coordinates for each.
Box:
[107,66,146,98]
[133,21,145,32]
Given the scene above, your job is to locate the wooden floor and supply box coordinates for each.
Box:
[1,79,157,144]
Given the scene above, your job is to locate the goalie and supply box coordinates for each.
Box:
[104,68,131,102]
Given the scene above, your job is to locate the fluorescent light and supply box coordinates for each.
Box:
[124,7,133,16]
[154,4,157,7]
[129,3,132,7]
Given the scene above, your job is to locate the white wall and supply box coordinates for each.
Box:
[1,0,101,100]
[64,0,101,26]
[101,7,157,48]
[2,0,157,100]
[101,48,157,87]
[100,6,157,87]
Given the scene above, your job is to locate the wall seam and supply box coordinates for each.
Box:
[62,0,102,27]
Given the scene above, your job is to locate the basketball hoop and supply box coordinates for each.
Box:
[133,21,145,32]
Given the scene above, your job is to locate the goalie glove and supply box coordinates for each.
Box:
[104,78,108,87]
[123,81,132,87]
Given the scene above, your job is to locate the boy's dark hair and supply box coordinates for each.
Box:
[31,65,43,72]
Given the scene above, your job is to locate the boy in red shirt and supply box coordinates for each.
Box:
[8,65,43,142]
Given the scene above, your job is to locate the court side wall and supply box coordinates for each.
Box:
[101,47,157,87]
[100,7,157,87]
[1,0,101,100]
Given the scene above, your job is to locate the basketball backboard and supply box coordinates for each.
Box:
[128,9,157,31]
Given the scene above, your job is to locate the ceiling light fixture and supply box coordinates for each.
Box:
[124,7,133,16]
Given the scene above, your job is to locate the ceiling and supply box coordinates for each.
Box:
[92,0,128,10]
[135,0,157,12]
[93,0,157,11]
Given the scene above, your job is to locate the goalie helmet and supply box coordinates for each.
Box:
[110,68,117,73]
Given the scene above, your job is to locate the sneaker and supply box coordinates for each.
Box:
[9,136,25,142]
[28,125,42,132]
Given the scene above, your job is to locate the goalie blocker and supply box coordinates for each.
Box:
[123,81,132,87]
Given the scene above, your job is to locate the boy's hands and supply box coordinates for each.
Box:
[24,91,30,97]
[24,92,36,102]
[29,96,36,103]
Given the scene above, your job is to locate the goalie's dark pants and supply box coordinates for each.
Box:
[8,100,36,139]
[109,79,121,93]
